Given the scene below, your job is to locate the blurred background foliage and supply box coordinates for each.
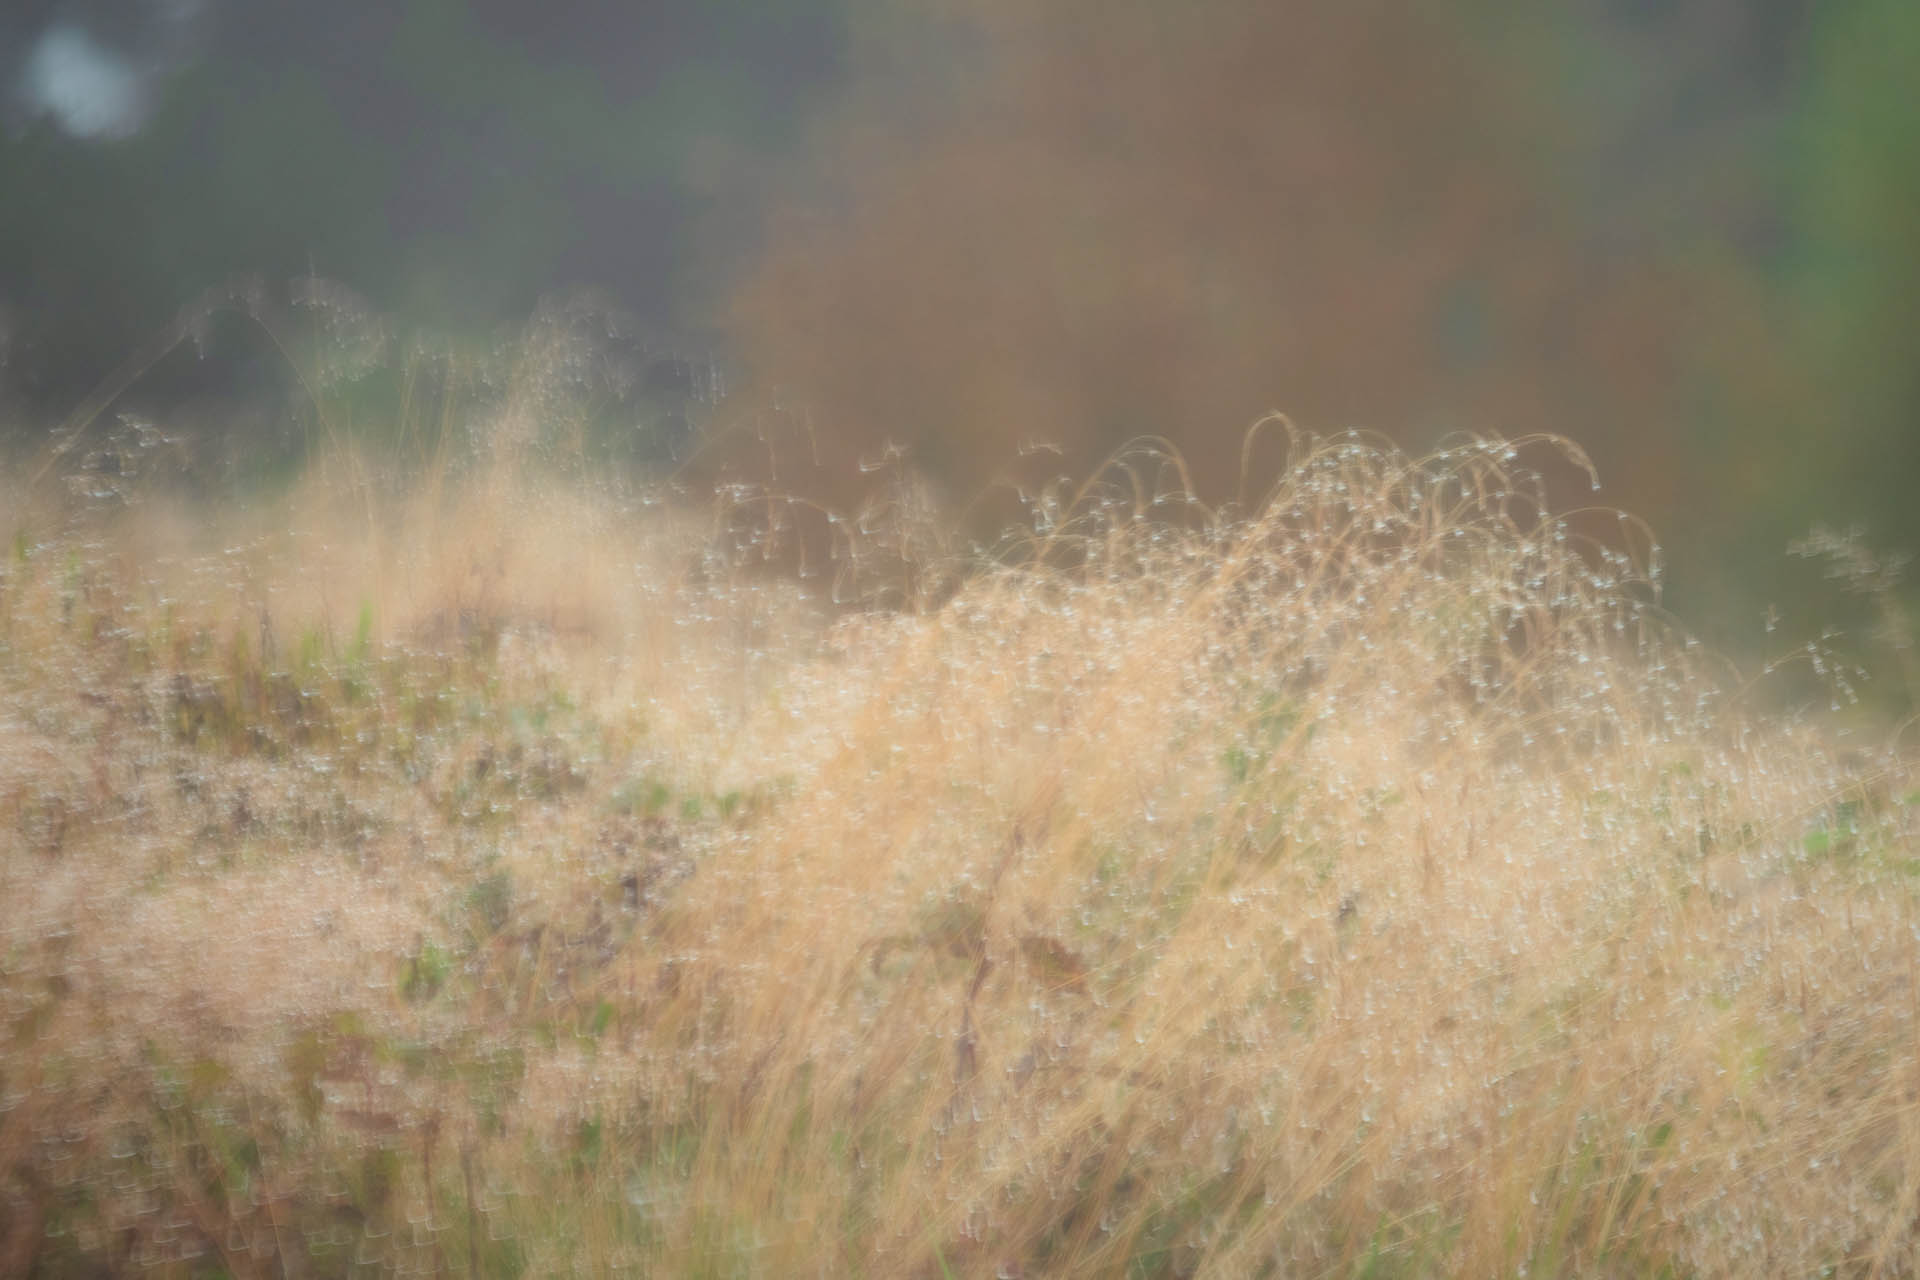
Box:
[0,0,1915,673]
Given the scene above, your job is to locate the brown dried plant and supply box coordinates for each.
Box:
[2,418,1916,1278]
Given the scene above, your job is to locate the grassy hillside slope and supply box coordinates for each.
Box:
[3,426,1917,1277]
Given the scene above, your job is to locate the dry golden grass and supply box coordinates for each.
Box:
[2,421,1917,1278]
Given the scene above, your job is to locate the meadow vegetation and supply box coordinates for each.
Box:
[3,390,1918,1276]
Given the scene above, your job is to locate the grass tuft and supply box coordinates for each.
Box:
[2,420,1917,1277]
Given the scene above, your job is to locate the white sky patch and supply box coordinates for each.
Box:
[19,24,150,139]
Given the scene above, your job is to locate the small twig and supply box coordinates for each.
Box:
[422,1112,448,1280]
[949,789,1056,1103]
[462,1139,481,1279]
[241,1087,291,1280]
